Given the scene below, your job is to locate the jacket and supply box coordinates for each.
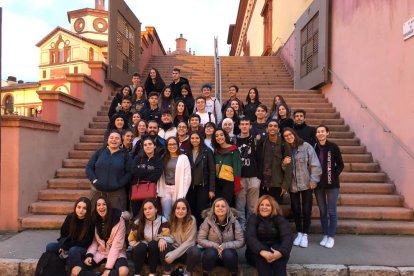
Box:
[246,214,293,258]
[86,148,133,192]
[291,142,322,192]
[236,134,259,177]
[257,136,292,190]
[140,106,161,124]
[197,209,245,250]
[186,147,216,192]
[157,154,192,200]
[128,215,174,244]
[168,216,197,261]
[244,101,260,122]
[294,123,316,146]
[58,214,95,251]
[86,216,127,270]
[314,140,344,189]
[170,77,191,100]
[132,155,163,183]
[214,145,241,194]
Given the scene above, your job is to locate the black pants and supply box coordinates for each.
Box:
[202,248,238,274]
[260,186,284,205]
[253,252,289,276]
[215,179,234,206]
[132,240,170,274]
[170,245,201,273]
[78,257,128,276]
[186,185,210,227]
[290,189,313,233]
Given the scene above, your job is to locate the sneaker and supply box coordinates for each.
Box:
[293,232,303,246]
[325,237,335,248]
[299,234,308,248]
[319,235,328,246]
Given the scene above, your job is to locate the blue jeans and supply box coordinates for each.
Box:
[46,242,86,268]
[314,188,339,237]
[202,248,238,274]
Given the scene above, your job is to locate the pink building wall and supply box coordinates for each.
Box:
[278,32,295,77]
[139,27,166,75]
[322,0,414,207]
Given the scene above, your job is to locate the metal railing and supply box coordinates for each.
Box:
[328,68,414,160]
[214,36,222,102]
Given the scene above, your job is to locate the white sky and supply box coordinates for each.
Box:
[0,0,239,82]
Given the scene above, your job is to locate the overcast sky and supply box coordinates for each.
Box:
[0,0,239,82]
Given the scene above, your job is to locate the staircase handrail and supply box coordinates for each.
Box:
[328,68,414,160]
[214,36,222,102]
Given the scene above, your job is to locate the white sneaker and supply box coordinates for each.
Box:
[293,232,303,246]
[325,237,335,248]
[299,234,308,248]
[320,235,328,246]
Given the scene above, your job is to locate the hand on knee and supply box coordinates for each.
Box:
[71,266,81,276]
[119,266,129,276]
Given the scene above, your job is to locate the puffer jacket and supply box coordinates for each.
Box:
[197,208,245,250]
[186,147,215,192]
[291,142,322,192]
[128,215,174,245]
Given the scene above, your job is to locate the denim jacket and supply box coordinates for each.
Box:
[291,142,322,192]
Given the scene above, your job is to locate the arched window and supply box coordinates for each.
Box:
[89,47,94,61]
[4,95,14,114]
[49,35,71,64]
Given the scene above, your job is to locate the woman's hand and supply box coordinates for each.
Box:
[209,191,215,199]
[217,244,224,258]
[129,240,139,247]
[158,238,167,252]
[259,250,273,263]
[164,252,173,264]
[310,182,317,189]
[84,257,93,266]
[102,270,110,276]
[282,156,291,166]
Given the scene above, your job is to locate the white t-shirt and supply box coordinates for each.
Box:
[196,111,215,127]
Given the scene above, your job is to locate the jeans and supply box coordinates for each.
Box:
[202,248,238,274]
[46,242,86,268]
[160,184,176,219]
[186,185,211,227]
[215,179,234,206]
[236,177,260,229]
[289,189,313,234]
[315,188,339,237]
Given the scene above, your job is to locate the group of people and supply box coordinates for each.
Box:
[43,69,344,276]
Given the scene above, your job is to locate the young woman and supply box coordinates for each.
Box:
[144,68,166,95]
[128,198,173,276]
[222,106,240,135]
[246,195,293,276]
[86,130,133,211]
[164,199,201,275]
[186,131,215,226]
[173,100,190,127]
[268,95,289,121]
[157,137,192,219]
[244,87,261,122]
[108,85,132,119]
[132,136,163,216]
[282,128,322,248]
[131,85,147,114]
[203,121,216,151]
[46,197,94,272]
[212,128,241,206]
[230,99,243,117]
[277,103,294,133]
[179,84,195,114]
[177,121,190,152]
[103,113,129,143]
[159,85,175,113]
[133,120,147,147]
[222,118,236,144]
[197,198,245,276]
[314,125,344,248]
[72,196,129,276]
[121,129,134,152]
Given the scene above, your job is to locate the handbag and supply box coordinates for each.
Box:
[131,180,157,201]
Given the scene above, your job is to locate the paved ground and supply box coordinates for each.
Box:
[1,230,414,266]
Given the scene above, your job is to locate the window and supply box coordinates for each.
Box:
[4,95,14,114]
[49,35,71,64]
[261,0,273,56]
[89,47,94,61]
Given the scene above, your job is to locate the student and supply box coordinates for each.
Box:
[268,95,290,121]
[131,112,141,129]
[132,120,147,147]
[129,72,142,94]
[195,96,215,127]
[244,87,261,122]
[246,195,293,276]
[230,99,243,117]
[140,91,161,124]
[277,103,294,133]
[103,113,129,143]
[314,125,344,249]
[178,84,195,114]
[189,114,204,136]
[108,85,132,119]
[257,120,293,205]
[86,130,133,211]
[222,118,236,144]
[121,129,134,152]
[128,198,173,276]
[186,131,215,226]
[157,137,192,219]
[45,197,94,273]
[115,96,133,127]
[158,109,177,142]
[212,128,241,205]
[197,198,245,276]
[159,86,175,113]
[170,68,191,100]
[198,83,222,123]
[293,109,316,146]
[221,85,244,116]
[282,128,322,248]
[144,68,166,95]
[164,199,201,275]
[131,85,147,114]
[203,122,216,151]
[251,104,268,140]
[173,100,190,127]
[72,196,129,276]
[177,121,190,152]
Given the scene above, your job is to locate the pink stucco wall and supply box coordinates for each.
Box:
[322,0,414,207]
[278,32,295,77]
[140,27,166,75]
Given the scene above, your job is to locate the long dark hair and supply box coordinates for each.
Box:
[224,106,239,122]
[246,87,260,104]
[93,196,119,241]
[107,113,128,131]
[138,136,156,159]
[282,127,304,148]
[169,198,193,234]
[189,131,206,152]
[277,103,291,118]
[69,197,92,241]
[271,94,287,112]
[164,136,182,166]
[212,128,232,150]
[119,85,132,97]
[136,198,159,240]
[144,68,165,91]
[180,83,193,97]
[173,100,189,118]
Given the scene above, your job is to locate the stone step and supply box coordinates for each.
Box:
[306,118,344,125]
[97,111,109,117]
[93,116,109,122]
[29,201,74,214]
[328,131,355,138]
[342,154,372,163]
[289,103,332,108]
[68,150,94,159]
[56,168,87,178]
[305,112,340,119]
[340,172,387,182]
[339,146,366,154]
[311,206,413,220]
[74,143,102,150]
[80,135,105,143]
[39,189,90,201]
[84,128,105,135]
[343,162,379,172]
[20,214,66,229]
[338,194,403,207]
[89,122,108,129]
[329,138,359,146]
[341,183,395,194]
[62,159,88,168]
[48,178,91,189]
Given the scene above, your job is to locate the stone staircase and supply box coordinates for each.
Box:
[21,55,414,234]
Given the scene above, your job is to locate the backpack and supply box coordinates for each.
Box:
[35,251,66,276]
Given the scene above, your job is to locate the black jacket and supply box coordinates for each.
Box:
[314,140,344,189]
[133,155,163,183]
[139,106,161,124]
[186,147,216,192]
[236,134,259,177]
[58,214,95,251]
[246,214,293,258]
[108,92,123,119]
[294,123,316,146]
[170,77,190,100]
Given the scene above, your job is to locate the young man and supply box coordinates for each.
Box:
[195,96,215,127]
[116,96,133,127]
[139,92,161,124]
[257,119,293,204]
[195,83,222,123]
[189,113,204,135]
[293,109,316,146]
[221,85,244,115]
[235,117,261,229]
[129,72,141,93]
[251,104,268,140]
[147,120,165,157]
[158,109,177,141]
[170,68,191,100]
